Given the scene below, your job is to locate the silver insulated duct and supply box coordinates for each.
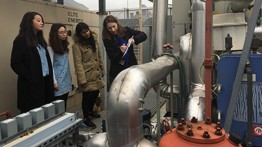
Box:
[107,55,178,147]
[184,0,206,121]
[179,0,205,86]
[151,0,179,103]
[86,0,177,146]
[85,55,178,147]
[151,0,168,57]
[191,0,205,84]
[185,83,206,121]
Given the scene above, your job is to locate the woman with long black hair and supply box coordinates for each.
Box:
[11,12,54,113]
[72,22,105,129]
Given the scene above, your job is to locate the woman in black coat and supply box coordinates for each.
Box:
[102,15,147,89]
[11,12,54,113]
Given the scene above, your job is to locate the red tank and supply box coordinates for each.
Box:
[159,119,242,147]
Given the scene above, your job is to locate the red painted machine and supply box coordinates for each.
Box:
[159,118,242,147]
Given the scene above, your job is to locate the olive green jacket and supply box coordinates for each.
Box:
[72,32,105,92]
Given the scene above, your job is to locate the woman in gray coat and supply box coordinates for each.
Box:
[72,22,105,129]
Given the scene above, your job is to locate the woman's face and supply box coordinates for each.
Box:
[106,22,118,35]
[33,14,44,33]
[57,26,67,40]
[81,29,90,39]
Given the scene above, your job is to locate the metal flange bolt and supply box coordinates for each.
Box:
[203,130,210,138]
[191,117,198,123]
[215,127,223,136]
[197,125,202,130]
[187,124,193,129]
[187,128,194,136]
[205,117,211,125]
[180,118,186,125]
[215,122,221,129]
[177,123,184,130]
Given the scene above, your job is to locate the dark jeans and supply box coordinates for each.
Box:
[82,90,99,118]
[54,92,69,110]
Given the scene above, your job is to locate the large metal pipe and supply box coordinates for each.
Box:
[183,0,206,121]
[86,0,177,146]
[151,0,168,57]
[191,0,205,84]
[85,132,158,147]
[86,55,178,147]
[180,33,192,93]
[185,84,206,121]
[151,0,179,115]
[107,55,178,147]
[157,79,179,99]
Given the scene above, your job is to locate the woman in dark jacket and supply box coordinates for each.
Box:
[11,12,54,113]
[102,15,147,89]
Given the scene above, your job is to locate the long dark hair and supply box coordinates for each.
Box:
[49,23,69,54]
[74,22,96,52]
[102,15,126,40]
[18,12,47,49]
